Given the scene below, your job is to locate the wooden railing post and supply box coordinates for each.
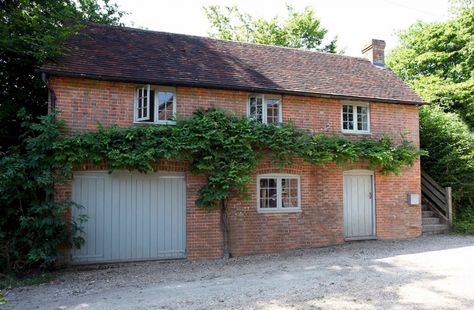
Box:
[446,187,453,226]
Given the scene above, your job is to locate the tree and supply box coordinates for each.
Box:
[0,0,125,272]
[0,0,125,152]
[204,5,337,53]
[387,7,474,127]
[387,5,474,230]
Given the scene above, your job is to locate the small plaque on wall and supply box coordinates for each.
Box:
[407,193,420,205]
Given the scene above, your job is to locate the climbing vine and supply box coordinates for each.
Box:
[0,108,423,268]
[54,108,423,208]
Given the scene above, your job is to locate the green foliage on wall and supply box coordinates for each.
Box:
[55,108,422,208]
[0,108,422,271]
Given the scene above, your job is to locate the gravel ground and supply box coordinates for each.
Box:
[4,234,474,310]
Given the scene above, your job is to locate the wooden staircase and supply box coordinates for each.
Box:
[422,204,449,234]
[421,171,452,235]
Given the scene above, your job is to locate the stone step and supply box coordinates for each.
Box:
[422,217,440,225]
[422,210,435,218]
[422,224,449,234]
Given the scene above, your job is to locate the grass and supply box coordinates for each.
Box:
[0,292,6,305]
[0,272,56,290]
[0,272,57,305]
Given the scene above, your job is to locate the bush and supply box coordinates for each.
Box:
[1,108,421,272]
[419,105,474,209]
[453,207,474,234]
[0,112,84,273]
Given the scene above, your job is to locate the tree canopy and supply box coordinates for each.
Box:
[387,4,474,223]
[0,0,125,152]
[0,0,126,273]
[387,7,474,128]
[204,5,337,53]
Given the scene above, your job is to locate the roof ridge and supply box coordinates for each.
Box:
[43,21,423,105]
[79,21,370,63]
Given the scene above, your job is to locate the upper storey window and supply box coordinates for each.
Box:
[134,85,176,124]
[248,94,282,125]
[342,103,370,133]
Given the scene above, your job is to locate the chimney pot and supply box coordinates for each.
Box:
[362,39,386,67]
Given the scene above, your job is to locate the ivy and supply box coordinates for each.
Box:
[0,107,423,269]
[54,108,423,208]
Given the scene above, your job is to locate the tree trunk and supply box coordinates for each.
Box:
[221,199,230,259]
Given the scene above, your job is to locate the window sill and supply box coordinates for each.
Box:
[341,130,371,135]
[257,208,302,214]
[133,121,177,126]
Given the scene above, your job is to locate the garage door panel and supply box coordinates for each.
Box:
[72,171,186,263]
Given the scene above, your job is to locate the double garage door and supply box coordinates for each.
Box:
[72,171,186,263]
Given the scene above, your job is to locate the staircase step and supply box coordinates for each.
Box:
[423,217,440,225]
[422,224,449,234]
[422,210,435,218]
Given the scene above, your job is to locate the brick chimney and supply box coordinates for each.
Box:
[362,39,386,67]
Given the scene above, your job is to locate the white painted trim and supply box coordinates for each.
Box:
[341,102,371,134]
[256,173,301,213]
[73,170,185,178]
[134,85,177,125]
[247,94,283,125]
[343,169,374,176]
[135,85,151,122]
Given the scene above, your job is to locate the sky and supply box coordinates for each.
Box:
[112,0,452,56]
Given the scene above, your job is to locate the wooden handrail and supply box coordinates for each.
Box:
[421,170,453,226]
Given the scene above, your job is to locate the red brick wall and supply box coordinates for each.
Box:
[50,76,421,259]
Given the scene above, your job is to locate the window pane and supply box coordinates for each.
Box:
[268,178,277,188]
[342,105,354,130]
[268,188,277,208]
[357,106,368,131]
[266,98,280,124]
[137,88,145,119]
[281,178,298,208]
[289,197,298,208]
[259,178,277,209]
[149,90,155,122]
[158,91,175,121]
[249,96,263,122]
[259,176,298,210]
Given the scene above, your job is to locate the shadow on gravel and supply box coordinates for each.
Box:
[5,235,474,309]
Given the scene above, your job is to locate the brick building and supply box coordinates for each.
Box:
[42,23,423,263]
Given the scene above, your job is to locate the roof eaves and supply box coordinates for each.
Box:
[40,68,424,106]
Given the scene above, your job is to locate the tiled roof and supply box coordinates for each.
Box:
[41,23,423,104]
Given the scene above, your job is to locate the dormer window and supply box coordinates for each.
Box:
[248,94,282,125]
[134,85,176,124]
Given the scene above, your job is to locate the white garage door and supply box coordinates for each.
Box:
[72,171,186,263]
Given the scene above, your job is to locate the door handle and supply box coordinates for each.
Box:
[369,192,373,199]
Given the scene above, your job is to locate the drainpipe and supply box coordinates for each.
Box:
[42,72,57,121]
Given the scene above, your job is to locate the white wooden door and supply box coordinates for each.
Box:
[343,170,375,239]
[72,171,186,263]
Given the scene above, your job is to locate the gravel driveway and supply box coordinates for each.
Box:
[4,235,474,309]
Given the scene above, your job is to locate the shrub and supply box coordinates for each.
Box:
[1,108,421,271]
[0,112,84,273]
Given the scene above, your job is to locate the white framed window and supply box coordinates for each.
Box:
[248,94,282,125]
[341,102,370,133]
[136,85,151,121]
[134,85,176,124]
[257,174,301,212]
